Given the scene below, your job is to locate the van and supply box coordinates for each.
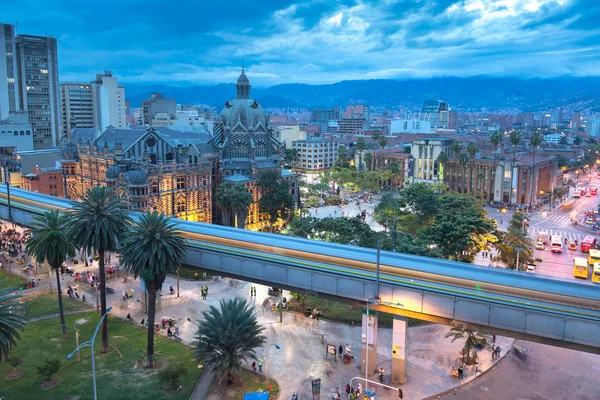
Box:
[537,230,549,244]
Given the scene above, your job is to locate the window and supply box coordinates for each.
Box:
[176,177,185,190]
[176,199,186,213]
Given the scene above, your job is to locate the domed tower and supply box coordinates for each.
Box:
[213,67,282,179]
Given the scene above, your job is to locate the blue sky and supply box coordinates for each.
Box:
[4,0,600,86]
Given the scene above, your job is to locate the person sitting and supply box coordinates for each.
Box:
[161,318,167,329]
[167,327,173,337]
[126,313,132,322]
[169,286,174,295]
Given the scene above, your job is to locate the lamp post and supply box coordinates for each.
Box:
[186,317,200,327]
[262,343,280,388]
[176,267,180,298]
[0,157,13,221]
[66,306,112,400]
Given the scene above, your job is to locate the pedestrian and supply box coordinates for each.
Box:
[345,384,350,394]
[379,367,385,383]
[493,334,496,343]
[356,382,362,396]
[258,359,263,373]
[458,367,463,380]
[339,344,344,356]
[252,361,256,372]
[127,312,132,322]
[140,318,145,325]
[496,345,501,357]
[250,287,254,297]
[316,309,321,321]
[82,294,86,302]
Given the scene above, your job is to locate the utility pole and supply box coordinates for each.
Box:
[392,217,397,252]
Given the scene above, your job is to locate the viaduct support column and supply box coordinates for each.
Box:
[360,311,378,376]
[391,316,407,384]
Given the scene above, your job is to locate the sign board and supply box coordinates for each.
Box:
[438,163,444,180]
[326,344,336,356]
[311,378,321,399]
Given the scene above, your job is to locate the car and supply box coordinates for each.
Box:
[587,217,594,225]
[535,241,545,250]
[595,208,600,214]
[587,191,592,197]
[568,241,578,250]
[526,264,536,273]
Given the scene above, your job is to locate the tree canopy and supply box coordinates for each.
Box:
[257,170,295,231]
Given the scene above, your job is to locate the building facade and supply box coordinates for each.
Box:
[21,165,63,197]
[142,93,176,126]
[93,70,126,131]
[15,34,60,149]
[60,83,95,136]
[292,138,338,172]
[419,99,449,130]
[0,23,19,121]
[391,119,432,134]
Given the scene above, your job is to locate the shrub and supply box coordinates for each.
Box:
[8,356,23,370]
[37,359,61,381]
[158,363,188,390]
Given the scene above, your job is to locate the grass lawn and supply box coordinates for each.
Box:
[173,265,213,281]
[208,368,279,400]
[0,268,28,289]
[0,312,202,400]
[288,296,427,328]
[24,292,93,319]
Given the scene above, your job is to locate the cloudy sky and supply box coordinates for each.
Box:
[4,0,599,86]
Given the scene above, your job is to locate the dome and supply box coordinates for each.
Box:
[106,164,121,180]
[221,98,267,130]
[126,169,148,185]
[60,140,78,161]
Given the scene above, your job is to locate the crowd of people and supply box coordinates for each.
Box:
[0,224,30,260]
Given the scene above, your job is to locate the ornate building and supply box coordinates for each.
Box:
[213,68,298,229]
[59,69,297,229]
[60,125,215,222]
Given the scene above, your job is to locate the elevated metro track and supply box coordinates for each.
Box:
[2,187,600,353]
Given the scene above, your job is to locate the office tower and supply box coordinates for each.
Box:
[15,34,60,149]
[60,83,95,136]
[141,93,176,126]
[419,99,449,129]
[93,70,126,131]
[0,23,19,120]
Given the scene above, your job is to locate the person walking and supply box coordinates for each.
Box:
[258,359,263,373]
[458,367,463,380]
[252,361,256,372]
[379,367,385,383]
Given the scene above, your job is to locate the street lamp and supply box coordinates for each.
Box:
[262,343,280,388]
[66,306,113,400]
[186,317,200,327]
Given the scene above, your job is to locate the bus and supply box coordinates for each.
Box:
[551,236,563,253]
[581,236,597,253]
[591,187,598,196]
[593,263,600,283]
[574,257,589,279]
[588,249,600,265]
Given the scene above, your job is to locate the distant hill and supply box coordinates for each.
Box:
[124,77,600,112]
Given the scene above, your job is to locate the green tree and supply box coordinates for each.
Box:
[528,131,544,210]
[489,131,504,202]
[494,211,533,270]
[574,135,582,145]
[373,194,403,227]
[26,210,76,338]
[509,130,522,204]
[284,148,299,168]
[121,212,187,368]
[356,137,366,171]
[378,135,388,150]
[401,183,439,224]
[0,284,27,360]
[194,298,266,382]
[257,170,295,232]
[336,145,348,167]
[403,145,411,154]
[559,135,568,145]
[445,327,492,364]
[363,153,373,172]
[69,186,132,352]
[422,194,495,262]
[457,153,469,193]
[215,182,252,228]
[467,142,478,193]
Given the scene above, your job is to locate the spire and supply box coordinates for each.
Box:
[236,66,251,99]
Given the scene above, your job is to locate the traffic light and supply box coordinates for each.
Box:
[398,388,403,398]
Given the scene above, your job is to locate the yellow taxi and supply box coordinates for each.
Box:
[568,241,578,251]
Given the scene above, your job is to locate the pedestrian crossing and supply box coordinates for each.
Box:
[543,215,574,225]
[528,227,593,242]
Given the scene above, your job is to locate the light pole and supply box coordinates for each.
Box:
[176,267,180,298]
[186,317,200,327]
[66,306,113,400]
[262,343,280,388]
[0,157,13,221]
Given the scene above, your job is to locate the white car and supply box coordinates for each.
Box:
[526,264,536,273]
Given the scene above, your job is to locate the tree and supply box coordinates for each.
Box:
[401,183,439,224]
[121,212,187,368]
[378,135,388,150]
[257,170,295,232]
[528,131,544,210]
[373,194,403,227]
[574,135,582,145]
[559,135,568,145]
[356,138,366,171]
[194,298,266,382]
[509,130,522,204]
[0,285,27,360]
[159,363,188,390]
[445,327,492,365]
[69,186,132,353]
[422,194,495,262]
[467,142,478,193]
[457,153,469,193]
[284,148,299,168]
[489,131,504,202]
[26,210,76,338]
[215,183,252,228]
[336,145,348,167]
[363,153,373,171]
[494,211,533,270]
[37,359,61,382]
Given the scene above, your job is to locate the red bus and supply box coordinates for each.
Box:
[581,236,597,253]
[591,187,598,195]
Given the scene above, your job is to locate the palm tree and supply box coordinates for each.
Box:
[0,284,27,360]
[467,142,478,193]
[436,152,449,188]
[356,138,366,171]
[457,153,469,193]
[445,326,492,364]
[26,210,76,338]
[216,183,252,228]
[451,141,461,190]
[489,131,503,202]
[194,298,266,382]
[120,212,187,368]
[509,130,522,204]
[69,186,132,353]
[528,131,544,210]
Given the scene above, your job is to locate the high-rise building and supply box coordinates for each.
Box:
[418,99,449,129]
[142,93,176,126]
[60,83,95,136]
[93,70,126,131]
[0,23,19,120]
[15,34,60,149]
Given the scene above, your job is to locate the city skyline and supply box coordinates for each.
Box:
[3,0,600,86]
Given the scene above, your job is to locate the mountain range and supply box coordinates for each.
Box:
[124,77,600,112]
